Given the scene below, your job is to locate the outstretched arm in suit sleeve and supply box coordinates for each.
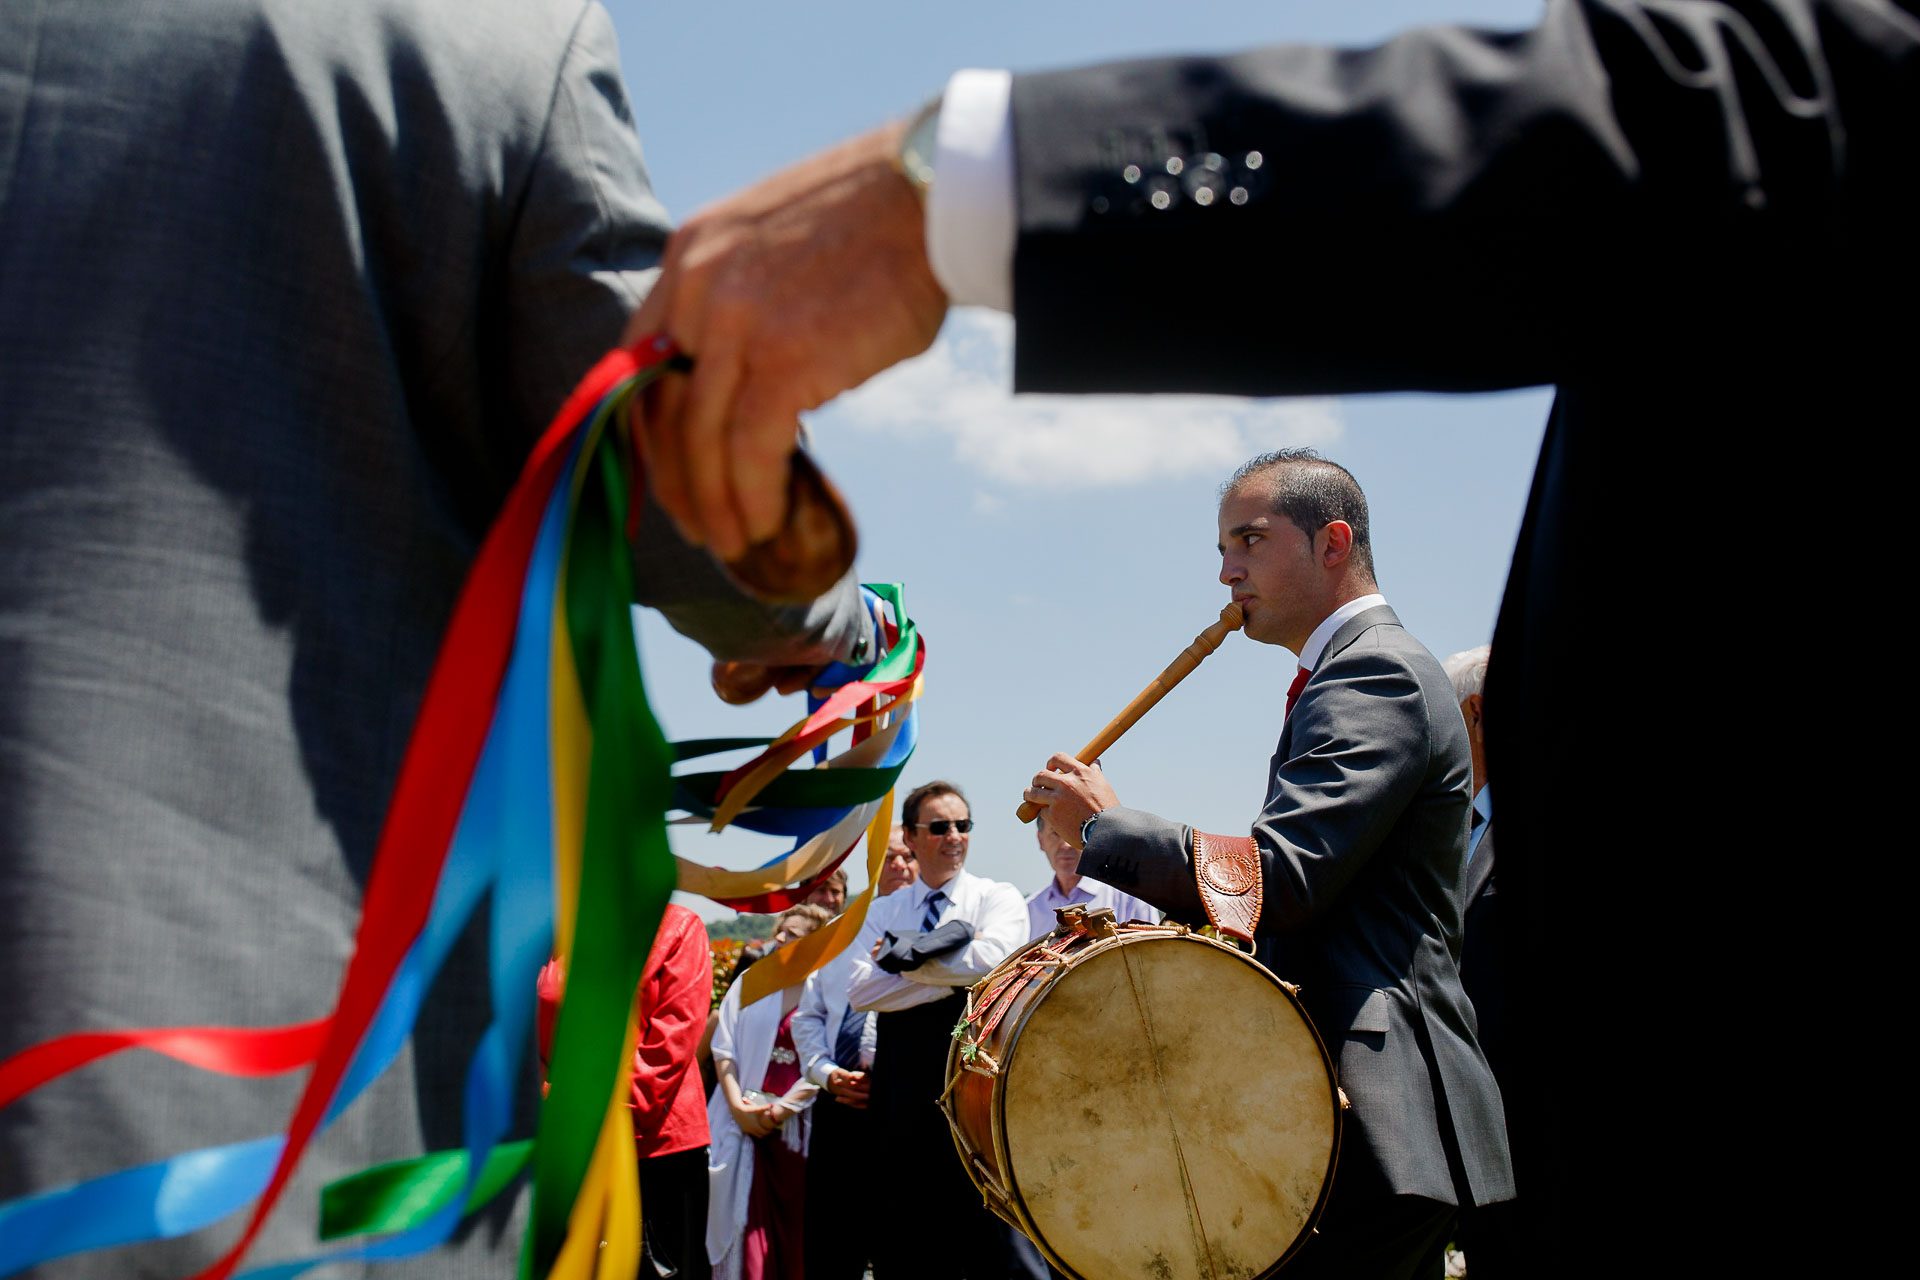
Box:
[616,1,1911,552]
[1080,645,1430,934]
[1011,0,1885,396]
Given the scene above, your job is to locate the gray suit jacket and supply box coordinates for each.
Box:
[1080,606,1513,1208]
[0,3,866,1274]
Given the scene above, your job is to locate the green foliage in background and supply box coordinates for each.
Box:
[706,914,774,942]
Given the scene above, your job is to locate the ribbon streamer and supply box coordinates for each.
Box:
[0,335,927,1280]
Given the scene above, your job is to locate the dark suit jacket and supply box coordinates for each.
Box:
[1080,606,1512,1208]
[0,3,867,1272]
[1459,820,1504,1080]
[1007,1,1911,1255]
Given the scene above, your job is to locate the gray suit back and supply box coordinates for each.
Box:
[0,3,861,1274]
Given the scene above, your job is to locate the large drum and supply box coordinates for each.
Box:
[942,907,1341,1280]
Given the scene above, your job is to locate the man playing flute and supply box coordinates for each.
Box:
[1024,449,1510,1280]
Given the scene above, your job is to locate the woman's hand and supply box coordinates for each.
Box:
[728,1095,779,1139]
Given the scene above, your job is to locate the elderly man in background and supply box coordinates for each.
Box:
[1025,809,1157,940]
[878,822,919,897]
[1443,644,1513,1280]
[1442,645,1498,1069]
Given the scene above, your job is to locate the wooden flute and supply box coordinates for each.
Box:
[1016,602,1244,823]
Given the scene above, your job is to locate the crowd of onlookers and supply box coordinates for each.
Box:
[536,778,1146,1280]
[536,645,1505,1280]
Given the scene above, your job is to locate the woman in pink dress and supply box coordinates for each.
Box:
[707,904,832,1280]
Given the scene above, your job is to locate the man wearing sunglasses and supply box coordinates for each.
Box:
[847,781,1036,1280]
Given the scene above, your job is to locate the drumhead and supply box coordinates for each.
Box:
[998,935,1336,1280]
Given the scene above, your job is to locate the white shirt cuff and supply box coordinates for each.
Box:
[926,68,1016,312]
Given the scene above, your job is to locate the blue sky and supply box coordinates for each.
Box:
[602,0,1556,910]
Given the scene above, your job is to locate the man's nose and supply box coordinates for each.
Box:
[1219,557,1242,586]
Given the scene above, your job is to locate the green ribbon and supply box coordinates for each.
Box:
[522,421,677,1277]
[318,1143,534,1241]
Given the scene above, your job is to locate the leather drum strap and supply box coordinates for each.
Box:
[1192,830,1262,943]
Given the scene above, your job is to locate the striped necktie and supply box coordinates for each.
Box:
[834,1002,869,1071]
[921,889,947,933]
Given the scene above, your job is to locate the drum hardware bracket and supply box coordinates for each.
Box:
[1054,904,1120,939]
[962,1050,1001,1077]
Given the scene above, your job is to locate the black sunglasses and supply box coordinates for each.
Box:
[913,819,973,835]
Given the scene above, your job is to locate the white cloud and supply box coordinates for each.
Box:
[818,310,1342,489]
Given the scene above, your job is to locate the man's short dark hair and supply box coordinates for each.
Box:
[902,779,968,829]
[1223,449,1376,582]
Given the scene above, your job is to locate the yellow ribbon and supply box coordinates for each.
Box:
[547,1022,642,1280]
[550,586,591,962]
[738,790,896,1007]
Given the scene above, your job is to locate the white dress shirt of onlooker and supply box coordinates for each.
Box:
[1024,815,1159,940]
[789,824,917,1113]
[847,787,1028,1013]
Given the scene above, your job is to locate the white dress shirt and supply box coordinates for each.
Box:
[1297,593,1389,673]
[926,69,1016,311]
[1025,876,1159,942]
[791,947,878,1088]
[846,868,1028,1012]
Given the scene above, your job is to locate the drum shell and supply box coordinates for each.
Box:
[943,923,1340,1280]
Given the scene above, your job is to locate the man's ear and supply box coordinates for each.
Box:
[1321,520,1354,567]
[1465,692,1484,733]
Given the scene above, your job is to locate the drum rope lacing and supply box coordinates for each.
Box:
[952,927,1088,1062]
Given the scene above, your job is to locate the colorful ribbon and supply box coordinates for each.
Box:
[0,334,926,1278]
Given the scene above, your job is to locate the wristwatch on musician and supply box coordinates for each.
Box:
[894,95,940,201]
[1080,810,1102,850]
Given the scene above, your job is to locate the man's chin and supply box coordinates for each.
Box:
[1241,614,1286,646]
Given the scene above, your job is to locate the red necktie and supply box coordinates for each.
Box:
[1286,666,1311,718]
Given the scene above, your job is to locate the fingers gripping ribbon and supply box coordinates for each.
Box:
[0,334,924,1280]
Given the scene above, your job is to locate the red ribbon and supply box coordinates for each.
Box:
[187,342,658,1280]
[704,839,862,914]
[0,1020,330,1111]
